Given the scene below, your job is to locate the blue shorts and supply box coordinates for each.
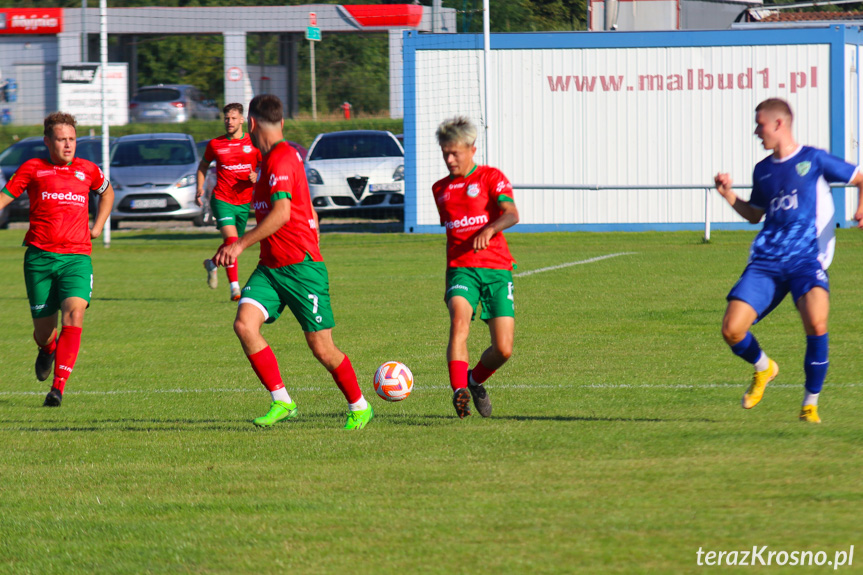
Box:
[727,258,829,323]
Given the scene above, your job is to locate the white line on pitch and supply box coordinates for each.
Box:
[514,252,638,277]
[2,381,862,397]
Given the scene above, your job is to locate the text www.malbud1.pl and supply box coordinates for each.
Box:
[547,67,818,93]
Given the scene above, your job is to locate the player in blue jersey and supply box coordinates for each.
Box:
[714,98,863,423]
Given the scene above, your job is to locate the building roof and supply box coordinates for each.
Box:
[752,9,863,21]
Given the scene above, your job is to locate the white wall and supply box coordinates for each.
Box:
[412,43,832,227]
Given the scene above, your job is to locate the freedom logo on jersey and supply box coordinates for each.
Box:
[444,214,489,231]
[42,191,86,204]
[223,163,253,172]
[769,190,798,216]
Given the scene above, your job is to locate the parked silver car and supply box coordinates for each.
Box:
[129,84,220,123]
[109,133,201,227]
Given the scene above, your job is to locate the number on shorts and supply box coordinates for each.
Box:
[308,294,319,313]
[507,282,514,301]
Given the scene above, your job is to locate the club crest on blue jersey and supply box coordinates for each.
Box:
[796,161,811,177]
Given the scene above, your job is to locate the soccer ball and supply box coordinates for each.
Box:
[374,361,414,402]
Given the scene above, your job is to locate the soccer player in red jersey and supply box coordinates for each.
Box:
[197,103,262,301]
[212,94,373,429]
[433,116,520,418]
[0,112,114,407]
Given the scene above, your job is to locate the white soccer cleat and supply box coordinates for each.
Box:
[203,259,218,289]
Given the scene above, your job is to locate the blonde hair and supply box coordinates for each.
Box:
[436,116,477,147]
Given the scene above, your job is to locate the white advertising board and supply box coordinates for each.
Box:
[409,38,834,229]
[58,63,129,126]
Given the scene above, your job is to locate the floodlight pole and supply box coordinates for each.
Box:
[101,0,111,247]
[483,0,491,165]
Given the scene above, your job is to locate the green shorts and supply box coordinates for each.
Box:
[24,247,93,319]
[444,267,515,321]
[211,197,250,235]
[240,259,335,331]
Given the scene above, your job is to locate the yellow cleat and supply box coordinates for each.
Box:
[799,405,821,423]
[742,359,778,409]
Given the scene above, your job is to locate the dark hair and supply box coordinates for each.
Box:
[223,102,244,116]
[248,95,283,125]
[756,98,793,124]
[44,112,77,138]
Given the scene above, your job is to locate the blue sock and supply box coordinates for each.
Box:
[730,332,763,365]
[804,334,829,394]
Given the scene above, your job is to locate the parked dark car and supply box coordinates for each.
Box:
[0,135,112,226]
[129,84,220,123]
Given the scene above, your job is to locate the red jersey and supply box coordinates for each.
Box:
[254,141,322,268]
[204,133,261,205]
[4,157,107,255]
[432,165,516,269]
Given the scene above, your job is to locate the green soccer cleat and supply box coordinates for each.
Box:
[344,405,374,429]
[253,400,298,427]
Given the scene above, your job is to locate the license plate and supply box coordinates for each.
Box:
[142,110,163,117]
[369,183,401,193]
[130,198,168,209]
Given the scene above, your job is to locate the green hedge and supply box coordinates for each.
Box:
[0,118,404,150]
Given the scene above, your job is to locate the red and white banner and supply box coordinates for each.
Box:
[0,8,63,35]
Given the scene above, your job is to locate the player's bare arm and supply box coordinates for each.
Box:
[195,156,210,207]
[213,197,291,267]
[714,172,765,224]
[0,191,13,210]
[90,183,114,239]
[474,201,519,251]
[851,171,863,229]
[248,170,258,184]
[312,207,320,243]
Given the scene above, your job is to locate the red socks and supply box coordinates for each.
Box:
[224,236,239,283]
[331,355,362,404]
[471,360,496,385]
[448,360,469,391]
[52,326,82,393]
[247,346,285,391]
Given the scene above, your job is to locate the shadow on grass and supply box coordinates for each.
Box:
[94,297,189,302]
[365,413,719,423]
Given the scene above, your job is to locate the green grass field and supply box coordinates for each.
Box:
[2,228,862,574]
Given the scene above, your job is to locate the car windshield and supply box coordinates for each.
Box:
[111,139,195,167]
[134,88,182,103]
[76,140,106,165]
[0,140,49,167]
[309,134,402,161]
